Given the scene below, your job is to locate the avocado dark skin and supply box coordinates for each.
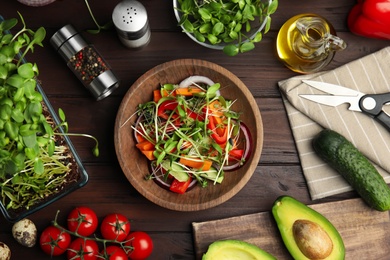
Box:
[272,196,345,260]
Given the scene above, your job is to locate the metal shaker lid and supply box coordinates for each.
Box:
[112,0,149,40]
[50,24,79,50]
[50,24,88,60]
[89,70,120,101]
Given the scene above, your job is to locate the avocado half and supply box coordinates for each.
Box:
[202,239,276,260]
[272,196,345,260]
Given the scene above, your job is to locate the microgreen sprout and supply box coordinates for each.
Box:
[132,81,248,190]
[175,0,279,56]
[0,14,99,211]
[84,0,113,34]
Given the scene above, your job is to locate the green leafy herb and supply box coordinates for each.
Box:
[175,0,278,56]
[0,14,99,211]
[132,81,249,189]
[84,0,113,34]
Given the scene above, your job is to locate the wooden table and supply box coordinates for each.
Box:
[1,0,389,259]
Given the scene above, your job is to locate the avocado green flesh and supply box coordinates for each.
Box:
[272,196,345,260]
[202,240,276,260]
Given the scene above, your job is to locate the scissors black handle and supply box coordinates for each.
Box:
[359,93,390,132]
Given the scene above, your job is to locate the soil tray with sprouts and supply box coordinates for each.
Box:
[0,78,89,222]
[0,15,88,222]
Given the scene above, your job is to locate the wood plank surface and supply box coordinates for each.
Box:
[1,0,390,259]
[193,198,390,260]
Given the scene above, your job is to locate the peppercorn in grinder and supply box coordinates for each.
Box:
[50,24,120,101]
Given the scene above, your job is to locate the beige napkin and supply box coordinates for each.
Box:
[279,46,390,200]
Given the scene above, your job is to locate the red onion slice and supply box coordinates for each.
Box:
[179,75,220,96]
[133,113,145,143]
[222,122,252,171]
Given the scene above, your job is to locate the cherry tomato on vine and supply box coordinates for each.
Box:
[102,245,128,260]
[100,213,131,242]
[67,206,98,236]
[125,231,153,260]
[40,225,71,256]
[67,237,99,260]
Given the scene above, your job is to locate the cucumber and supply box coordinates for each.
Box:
[161,160,189,182]
[312,129,390,211]
[200,166,224,183]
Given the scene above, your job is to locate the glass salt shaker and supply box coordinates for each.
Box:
[112,0,151,49]
[50,24,120,101]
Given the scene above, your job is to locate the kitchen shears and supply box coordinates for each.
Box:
[299,80,390,132]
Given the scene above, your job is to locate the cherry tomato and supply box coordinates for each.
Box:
[67,206,98,236]
[102,245,128,260]
[67,237,99,260]
[100,213,131,242]
[125,231,153,260]
[40,225,71,256]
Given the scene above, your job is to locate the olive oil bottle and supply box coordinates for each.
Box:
[276,13,346,74]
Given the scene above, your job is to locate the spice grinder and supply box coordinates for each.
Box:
[50,24,120,101]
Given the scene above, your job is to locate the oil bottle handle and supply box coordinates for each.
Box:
[296,16,346,51]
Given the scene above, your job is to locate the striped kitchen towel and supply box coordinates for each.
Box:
[278,46,390,200]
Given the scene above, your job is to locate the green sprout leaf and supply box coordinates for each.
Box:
[0,18,17,31]
[240,41,255,53]
[223,44,239,56]
[18,63,35,79]
[0,12,100,212]
[176,0,278,56]
[32,27,46,46]
[84,0,113,34]
[34,158,44,174]
[22,134,37,148]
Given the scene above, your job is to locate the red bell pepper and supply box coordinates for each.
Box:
[207,115,228,145]
[186,108,204,121]
[158,100,203,121]
[169,177,192,194]
[158,101,179,120]
[228,149,244,160]
[348,0,390,40]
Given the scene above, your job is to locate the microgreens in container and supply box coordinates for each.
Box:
[0,13,99,222]
[173,0,278,56]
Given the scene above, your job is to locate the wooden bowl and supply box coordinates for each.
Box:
[114,59,263,211]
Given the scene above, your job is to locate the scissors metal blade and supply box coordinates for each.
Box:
[299,94,363,111]
[302,80,362,96]
[300,80,366,111]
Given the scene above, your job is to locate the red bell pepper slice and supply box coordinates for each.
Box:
[228,149,244,160]
[186,108,204,121]
[158,100,204,121]
[158,101,179,120]
[207,115,228,144]
[169,177,192,194]
[348,0,390,39]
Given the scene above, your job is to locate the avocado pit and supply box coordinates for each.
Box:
[293,219,333,259]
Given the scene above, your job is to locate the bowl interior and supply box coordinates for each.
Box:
[114,59,263,211]
[173,0,271,50]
